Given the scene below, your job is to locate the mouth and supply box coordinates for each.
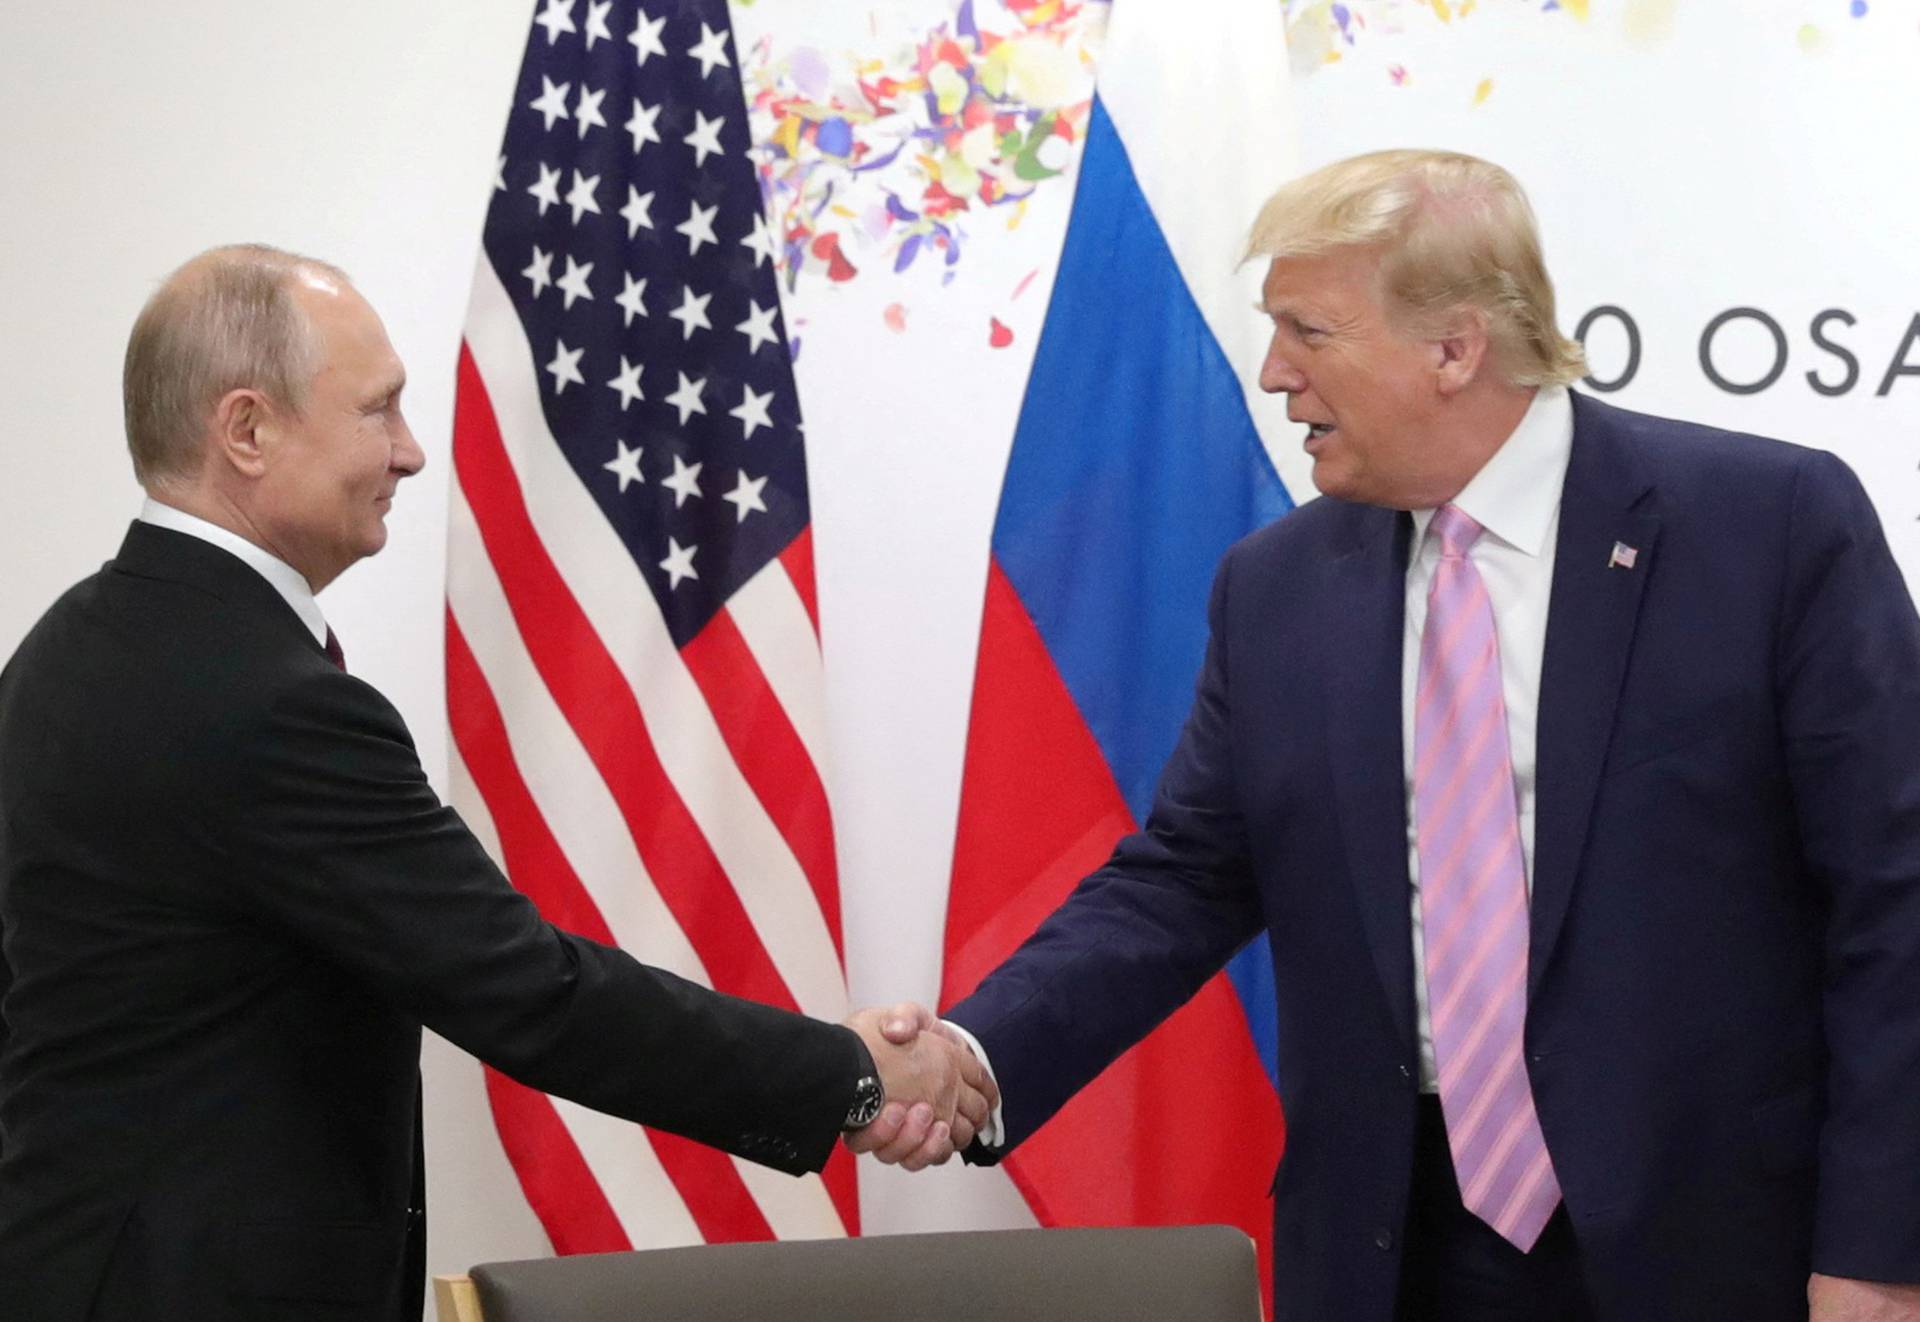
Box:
[1301,421,1336,451]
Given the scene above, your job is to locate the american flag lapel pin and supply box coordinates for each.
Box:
[1608,541,1639,570]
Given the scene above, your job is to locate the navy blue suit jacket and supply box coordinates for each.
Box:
[947,394,1920,1322]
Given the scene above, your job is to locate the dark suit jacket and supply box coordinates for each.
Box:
[0,522,860,1321]
[948,394,1920,1322]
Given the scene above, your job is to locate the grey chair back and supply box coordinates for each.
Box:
[469,1225,1261,1322]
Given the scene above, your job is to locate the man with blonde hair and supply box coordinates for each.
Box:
[864,151,1920,1320]
[0,244,990,1321]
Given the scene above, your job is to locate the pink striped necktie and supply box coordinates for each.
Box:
[1414,504,1562,1251]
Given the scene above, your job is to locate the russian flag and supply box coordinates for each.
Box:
[941,1,1304,1309]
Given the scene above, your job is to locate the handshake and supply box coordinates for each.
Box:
[841,1002,997,1170]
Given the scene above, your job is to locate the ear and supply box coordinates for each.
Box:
[1432,310,1492,398]
[209,388,274,479]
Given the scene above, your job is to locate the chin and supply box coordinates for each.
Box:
[1309,460,1359,503]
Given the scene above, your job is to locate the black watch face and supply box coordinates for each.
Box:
[846,1075,883,1129]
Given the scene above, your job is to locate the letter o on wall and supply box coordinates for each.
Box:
[1700,307,1788,395]
[1575,305,1641,393]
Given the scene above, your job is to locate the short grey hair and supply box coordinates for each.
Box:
[122,243,349,487]
[1245,149,1587,388]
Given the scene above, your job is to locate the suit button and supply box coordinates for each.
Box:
[1374,1229,1394,1251]
[1397,1064,1413,1089]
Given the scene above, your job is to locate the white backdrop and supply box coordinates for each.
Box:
[5,0,1920,1307]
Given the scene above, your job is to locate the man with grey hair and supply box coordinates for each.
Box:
[862,151,1920,1321]
[0,244,991,1322]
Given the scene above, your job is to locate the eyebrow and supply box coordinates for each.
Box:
[1256,301,1314,326]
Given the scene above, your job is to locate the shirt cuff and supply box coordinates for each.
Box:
[941,1019,1005,1149]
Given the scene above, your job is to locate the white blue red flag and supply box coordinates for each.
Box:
[938,0,1301,1306]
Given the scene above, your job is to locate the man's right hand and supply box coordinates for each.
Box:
[841,1001,996,1171]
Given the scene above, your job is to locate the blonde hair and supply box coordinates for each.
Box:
[1245,150,1587,387]
[122,243,349,486]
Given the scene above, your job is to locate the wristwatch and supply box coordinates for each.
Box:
[844,1035,885,1130]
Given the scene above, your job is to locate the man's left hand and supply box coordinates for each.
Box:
[1810,1273,1920,1321]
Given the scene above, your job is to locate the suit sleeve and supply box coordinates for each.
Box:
[1776,450,1920,1280]
[946,547,1266,1154]
[201,665,858,1176]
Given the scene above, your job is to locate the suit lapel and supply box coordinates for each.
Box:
[1323,507,1419,1049]
[1529,396,1659,996]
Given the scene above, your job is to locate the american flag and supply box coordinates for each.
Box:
[445,0,855,1251]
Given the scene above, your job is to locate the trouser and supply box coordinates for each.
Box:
[1395,1095,1596,1322]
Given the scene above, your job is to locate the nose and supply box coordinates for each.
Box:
[1259,334,1305,395]
[392,414,427,478]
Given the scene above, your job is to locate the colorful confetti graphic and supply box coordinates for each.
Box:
[1283,0,1886,76]
[741,0,1103,293]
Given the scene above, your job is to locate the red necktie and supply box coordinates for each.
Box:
[323,627,346,672]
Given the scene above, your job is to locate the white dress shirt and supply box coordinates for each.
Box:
[138,498,330,648]
[954,386,1575,1141]
[1403,386,1573,1089]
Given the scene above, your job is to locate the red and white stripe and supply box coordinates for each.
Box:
[447,254,857,1252]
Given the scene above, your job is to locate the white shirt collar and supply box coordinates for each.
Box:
[1410,386,1574,558]
[137,497,329,648]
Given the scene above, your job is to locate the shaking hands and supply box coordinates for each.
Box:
[842,1001,996,1170]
